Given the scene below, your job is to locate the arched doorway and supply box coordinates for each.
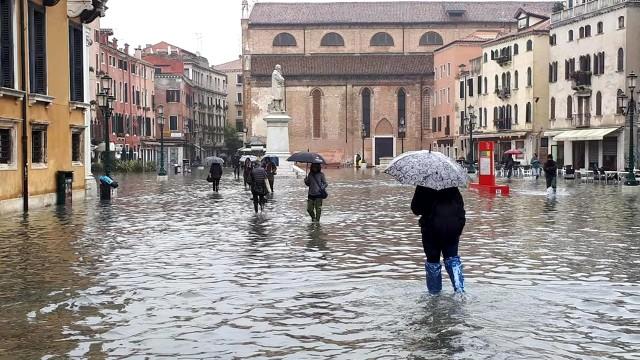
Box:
[373,118,394,165]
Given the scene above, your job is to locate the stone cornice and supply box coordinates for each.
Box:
[68,0,109,24]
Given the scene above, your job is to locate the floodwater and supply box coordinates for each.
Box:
[1,169,639,359]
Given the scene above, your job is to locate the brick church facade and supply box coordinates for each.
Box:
[242,1,554,165]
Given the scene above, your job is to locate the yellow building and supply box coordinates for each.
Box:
[0,0,107,213]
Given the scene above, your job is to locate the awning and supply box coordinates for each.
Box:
[461,131,527,139]
[543,130,564,137]
[553,128,620,142]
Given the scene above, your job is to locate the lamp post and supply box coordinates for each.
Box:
[157,105,167,177]
[361,122,366,166]
[399,117,406,154]
[97,75,115,200]
[467,105,477,173]
[459,64,474,173]
[617,71,639,186]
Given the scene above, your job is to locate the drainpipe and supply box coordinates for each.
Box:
[19,0,29,212]
[345,83,348,143]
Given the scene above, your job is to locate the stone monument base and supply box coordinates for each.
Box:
[264,112,296,177]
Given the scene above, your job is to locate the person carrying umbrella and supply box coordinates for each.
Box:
[248,161,268,213]
[288,152,328,223]
[385,151,467,294]
[504,153,515,179]
[232,154,241,180]
[243,158,252,190]
[209,162,223,192]
[263,158,277,193]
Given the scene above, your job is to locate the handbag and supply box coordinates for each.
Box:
[206,174,213,183]
[309,173,328,199]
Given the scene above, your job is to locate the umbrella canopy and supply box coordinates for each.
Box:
[204,156,224,166]
[504,149,523,155]
[262,155,280,166]
[287,152,326,164]
[240,155,258,163]
[384,150,469,190]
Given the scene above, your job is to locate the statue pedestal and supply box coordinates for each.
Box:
[264,112,294,176]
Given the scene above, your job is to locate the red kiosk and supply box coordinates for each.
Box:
[469,141,509,196]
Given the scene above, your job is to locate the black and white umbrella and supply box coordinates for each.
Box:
[287,152,326,164]
[384,150,469,190]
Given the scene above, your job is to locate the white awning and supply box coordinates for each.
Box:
[461,131,527,139]
[553,128,620,142]
[543,130,564,137]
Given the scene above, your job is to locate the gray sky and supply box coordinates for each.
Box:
[100,0,414,66]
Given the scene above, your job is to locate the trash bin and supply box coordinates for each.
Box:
[56,171,74,205]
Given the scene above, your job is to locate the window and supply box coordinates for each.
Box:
[514,104,518,124]
[550,97,556,119]
[362,88,371,137]
[467,79,474,97]
[617,48,624,71]
[419,31,443,46]
[273,32,297,47]
[459,80,464,99]
[526,102,532,123]
[550,34,556,46]
[124,83,128,103]
[618,16,625,29]
[479,107,483,127]
[585,25,591,37]
[494,75,498,93]
[514,43,519,55]
[484,108,487,127]
[397,88,406,131]
[169,115,178,131]
[237,92,242,103]
[437,117,442,132]
[567,96,573,119]
[71,131,82,162]
[526,39,532,51]
[483,53,488,63]
[166,89,180,103]
[237,74,243,84]
[594,53,600,75]
[1,0,14,88]
[0,126,13,165]
[597,21,603,34]
[568,30,574,41]
[422,88,431,129]
[579,27,584,38]
[312,89,322,138]
[527,67,532,87]
[596,91,602,116]
[599,52,605,74]
[370,32,394,46]
[477,75,482,94]
[484,77,487,94]
[617,89,624,114]
[432,117,436,131]
[31,127,47,164]
[237,110,242,117]
[506,72,511,89]
[320,32,344,46]
[28,3,47,94]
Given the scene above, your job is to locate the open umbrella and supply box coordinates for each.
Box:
[240,155,258,163]
[384,150,468,190]
[504,149,523,155]
[204,156,224,166]
[262,155,280,166]
[287,152,326,164]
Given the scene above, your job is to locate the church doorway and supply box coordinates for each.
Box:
[373,118,395,165]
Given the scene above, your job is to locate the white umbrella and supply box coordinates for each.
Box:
[204,156,224,166]
[384,150,469,190]
[240,155,257,163]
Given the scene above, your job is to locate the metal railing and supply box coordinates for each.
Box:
[494,118,512,130]
[572,71,592,88]
[573,113,591,128]
[551,0,638,23]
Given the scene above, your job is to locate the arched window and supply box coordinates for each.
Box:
[422,88,431,130]
[597,21,603,34]
[568,30,574,41]
[321,32,344,46]
[483,53,488,63]
[585,25,591,37]
[526,39,533,51]
[550,97,556,119]
[506,105,512,122]
[526,102,532,123]
[493,107,498,122]
[579,26,584,38]
[617,89,624,114]
[514,43,519,55]
[594,53,600,75]
[483,77,488,94]
[501,73,506,89]
[618,16,625,29]
[397,88,406,131]
[272,33,297,47]
[507,72,511,89]
[484,108,488,127]
[596,91,602,116]
[370,32,394,46]
[494,75,499,93]
[514,70,519,88]
[617,48,624,71]
[419,31,443,46]
[567,95,573,119]
[527,67,532,87]
[312,89,322,138]
[514,104,518,124]
[362,88,371,137]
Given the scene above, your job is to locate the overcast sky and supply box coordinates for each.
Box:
[101,0,425,66]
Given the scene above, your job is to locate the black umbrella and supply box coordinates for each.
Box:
[287,152,326,164]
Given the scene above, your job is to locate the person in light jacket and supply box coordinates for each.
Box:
[304,163,328,222]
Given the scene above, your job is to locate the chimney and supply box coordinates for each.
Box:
[134,47,143,59]
[124,43,130,54]
[112,37,118,49]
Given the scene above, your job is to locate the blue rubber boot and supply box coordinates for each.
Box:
[425,261,442,295]
[444,256,465,293]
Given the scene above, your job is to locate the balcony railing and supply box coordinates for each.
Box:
[572,71,592,92]
[551,0,639,23]
[495,54,512,66]
[444,127,450,136]
[497,87,511,100]
[494,118,512,131]
[573,113,591,128]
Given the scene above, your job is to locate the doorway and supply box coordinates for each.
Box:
[374,137,394,165]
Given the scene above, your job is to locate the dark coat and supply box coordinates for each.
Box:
[543,159,558,178]
[249,167,268,195]
[411,186,466,235]
[209,163,223,180]
[504,155,515,169]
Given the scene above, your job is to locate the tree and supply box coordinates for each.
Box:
[223,126,244,153]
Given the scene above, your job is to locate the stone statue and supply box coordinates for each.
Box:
[270,64,285,113]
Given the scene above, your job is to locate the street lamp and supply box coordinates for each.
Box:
[361,122,366,167]
[157,105,167,177]
[617,71,639,186]
[97,74,115,200]
[467,105,477,173]
[399,117,406,154]
[459,64,474,173]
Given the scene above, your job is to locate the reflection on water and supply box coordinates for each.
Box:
[1,170,640,358]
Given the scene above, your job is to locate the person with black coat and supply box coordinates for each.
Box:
[543,154,558,192]
[209,163,223,192]
[249,162,268,213]
[411,186,466,294]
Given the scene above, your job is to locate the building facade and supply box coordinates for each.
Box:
[94,30,156,164]
[547,0,640,170]
[216,57,245,138]
[0,0,107,213]
[242,1,555,165]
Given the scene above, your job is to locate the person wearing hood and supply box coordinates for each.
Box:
[209,163,223,192]
[304,163,328,222]
[411,186,466,294]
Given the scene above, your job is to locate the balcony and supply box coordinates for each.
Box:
[571,71,592,95]
[551,0,640,24]
[494,118,512,131]
[497,88,511,100]
[572,113,591,128]
[495,54,512,66]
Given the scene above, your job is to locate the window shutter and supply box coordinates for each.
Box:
[29,5,47,94]
[69,25,84,102]
[0,0,14,88]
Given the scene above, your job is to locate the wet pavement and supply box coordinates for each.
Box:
[1,169,640,359]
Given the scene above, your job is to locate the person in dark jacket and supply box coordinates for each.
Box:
[209,163,223,192]
[264,158,277,193]
[504,154,515,179]
[411,186,466,294]
[232,155,241,180]
[304,163,328,222]
[243,158,252,190]
[543,154,558,192]
[249,162,268,213]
